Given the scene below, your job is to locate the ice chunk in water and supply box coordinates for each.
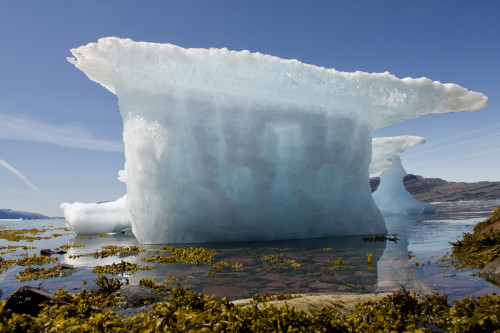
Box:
[61,195,130,234]
[372,139,437,216]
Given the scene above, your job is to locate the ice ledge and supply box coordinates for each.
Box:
[68,37,487,130]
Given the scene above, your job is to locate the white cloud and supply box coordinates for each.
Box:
[0,158,40,193]
[0,114,124,152]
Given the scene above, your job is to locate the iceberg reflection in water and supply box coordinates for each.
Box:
[65,233,386,299]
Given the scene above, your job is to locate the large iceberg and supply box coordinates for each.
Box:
[371,136,436,215]
[67,37,486,244]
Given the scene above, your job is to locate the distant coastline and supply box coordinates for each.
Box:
[0,209,51,220]
[371,174,500,203]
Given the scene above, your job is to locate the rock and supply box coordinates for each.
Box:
[118,251,139,258]
[479,220,500,235]
[481,257,500,285]
[112,285,164,309]
[51,263,76,277]
[4,286,69,316]
[40,249,53,256]
[40,249,68,256]
[54,263,74,270]
[232,292,391,316]
[114,304,154,319]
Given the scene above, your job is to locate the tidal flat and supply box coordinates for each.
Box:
[1,200,500,331]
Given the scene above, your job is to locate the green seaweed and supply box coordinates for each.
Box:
[0,227,52,242]
[451,206,500,268]
[92,260,154,276]
[363,234,398,243]
[15,266,64,282]
[68,245,146,260]
[261,253,302,269]
[142,246,218,265]
[208,260,244,274]
[1,281,500,332]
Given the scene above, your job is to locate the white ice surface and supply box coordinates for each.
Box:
[66,38,486,244]
[370,136,425,175]
[60,195,130,235]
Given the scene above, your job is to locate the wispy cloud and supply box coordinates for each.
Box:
[437,146,500,163]
[404,122,500,158]
[411,122,500,150]
[0,158,40,193]
[0,114,123,152]
[405,131,500,158]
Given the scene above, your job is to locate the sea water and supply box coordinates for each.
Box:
[1,200,499,301]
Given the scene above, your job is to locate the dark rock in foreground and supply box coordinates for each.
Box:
[371,174,500,203]
[481,257,500,286]
[40,249,68,256]
[4,286,69,316]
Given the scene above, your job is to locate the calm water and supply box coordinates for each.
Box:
[1,200,499,301]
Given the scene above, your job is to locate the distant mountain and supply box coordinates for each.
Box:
[371,174,500,203]
[0,209,49,220]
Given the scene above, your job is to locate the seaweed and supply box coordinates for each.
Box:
[451,207,500,268]
[142,246,218,265]
[1,281,500,332]
[261,253,302,269]
[92,260,154,276]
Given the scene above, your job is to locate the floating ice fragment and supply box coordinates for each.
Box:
[371,137,436,216]
[61,195,130,235]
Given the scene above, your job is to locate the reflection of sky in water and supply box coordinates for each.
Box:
[64,234,386,300]
[1,200,500,301]
[0,219,83,298]
[406,200,500,300]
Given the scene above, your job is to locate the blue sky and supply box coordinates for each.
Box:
[0,0,499,216]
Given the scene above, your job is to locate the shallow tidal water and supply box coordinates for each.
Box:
[1,200,499,301]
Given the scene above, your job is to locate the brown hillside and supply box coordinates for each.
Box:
[370,175,500,203]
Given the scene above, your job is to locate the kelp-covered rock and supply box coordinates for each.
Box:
[233,292,391,316]
[452,207,500,268]
[15,263,75,282]
[1,278,500,332]
[113,285,164,309]
[4,286,69,316]
[482,257,500,286]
